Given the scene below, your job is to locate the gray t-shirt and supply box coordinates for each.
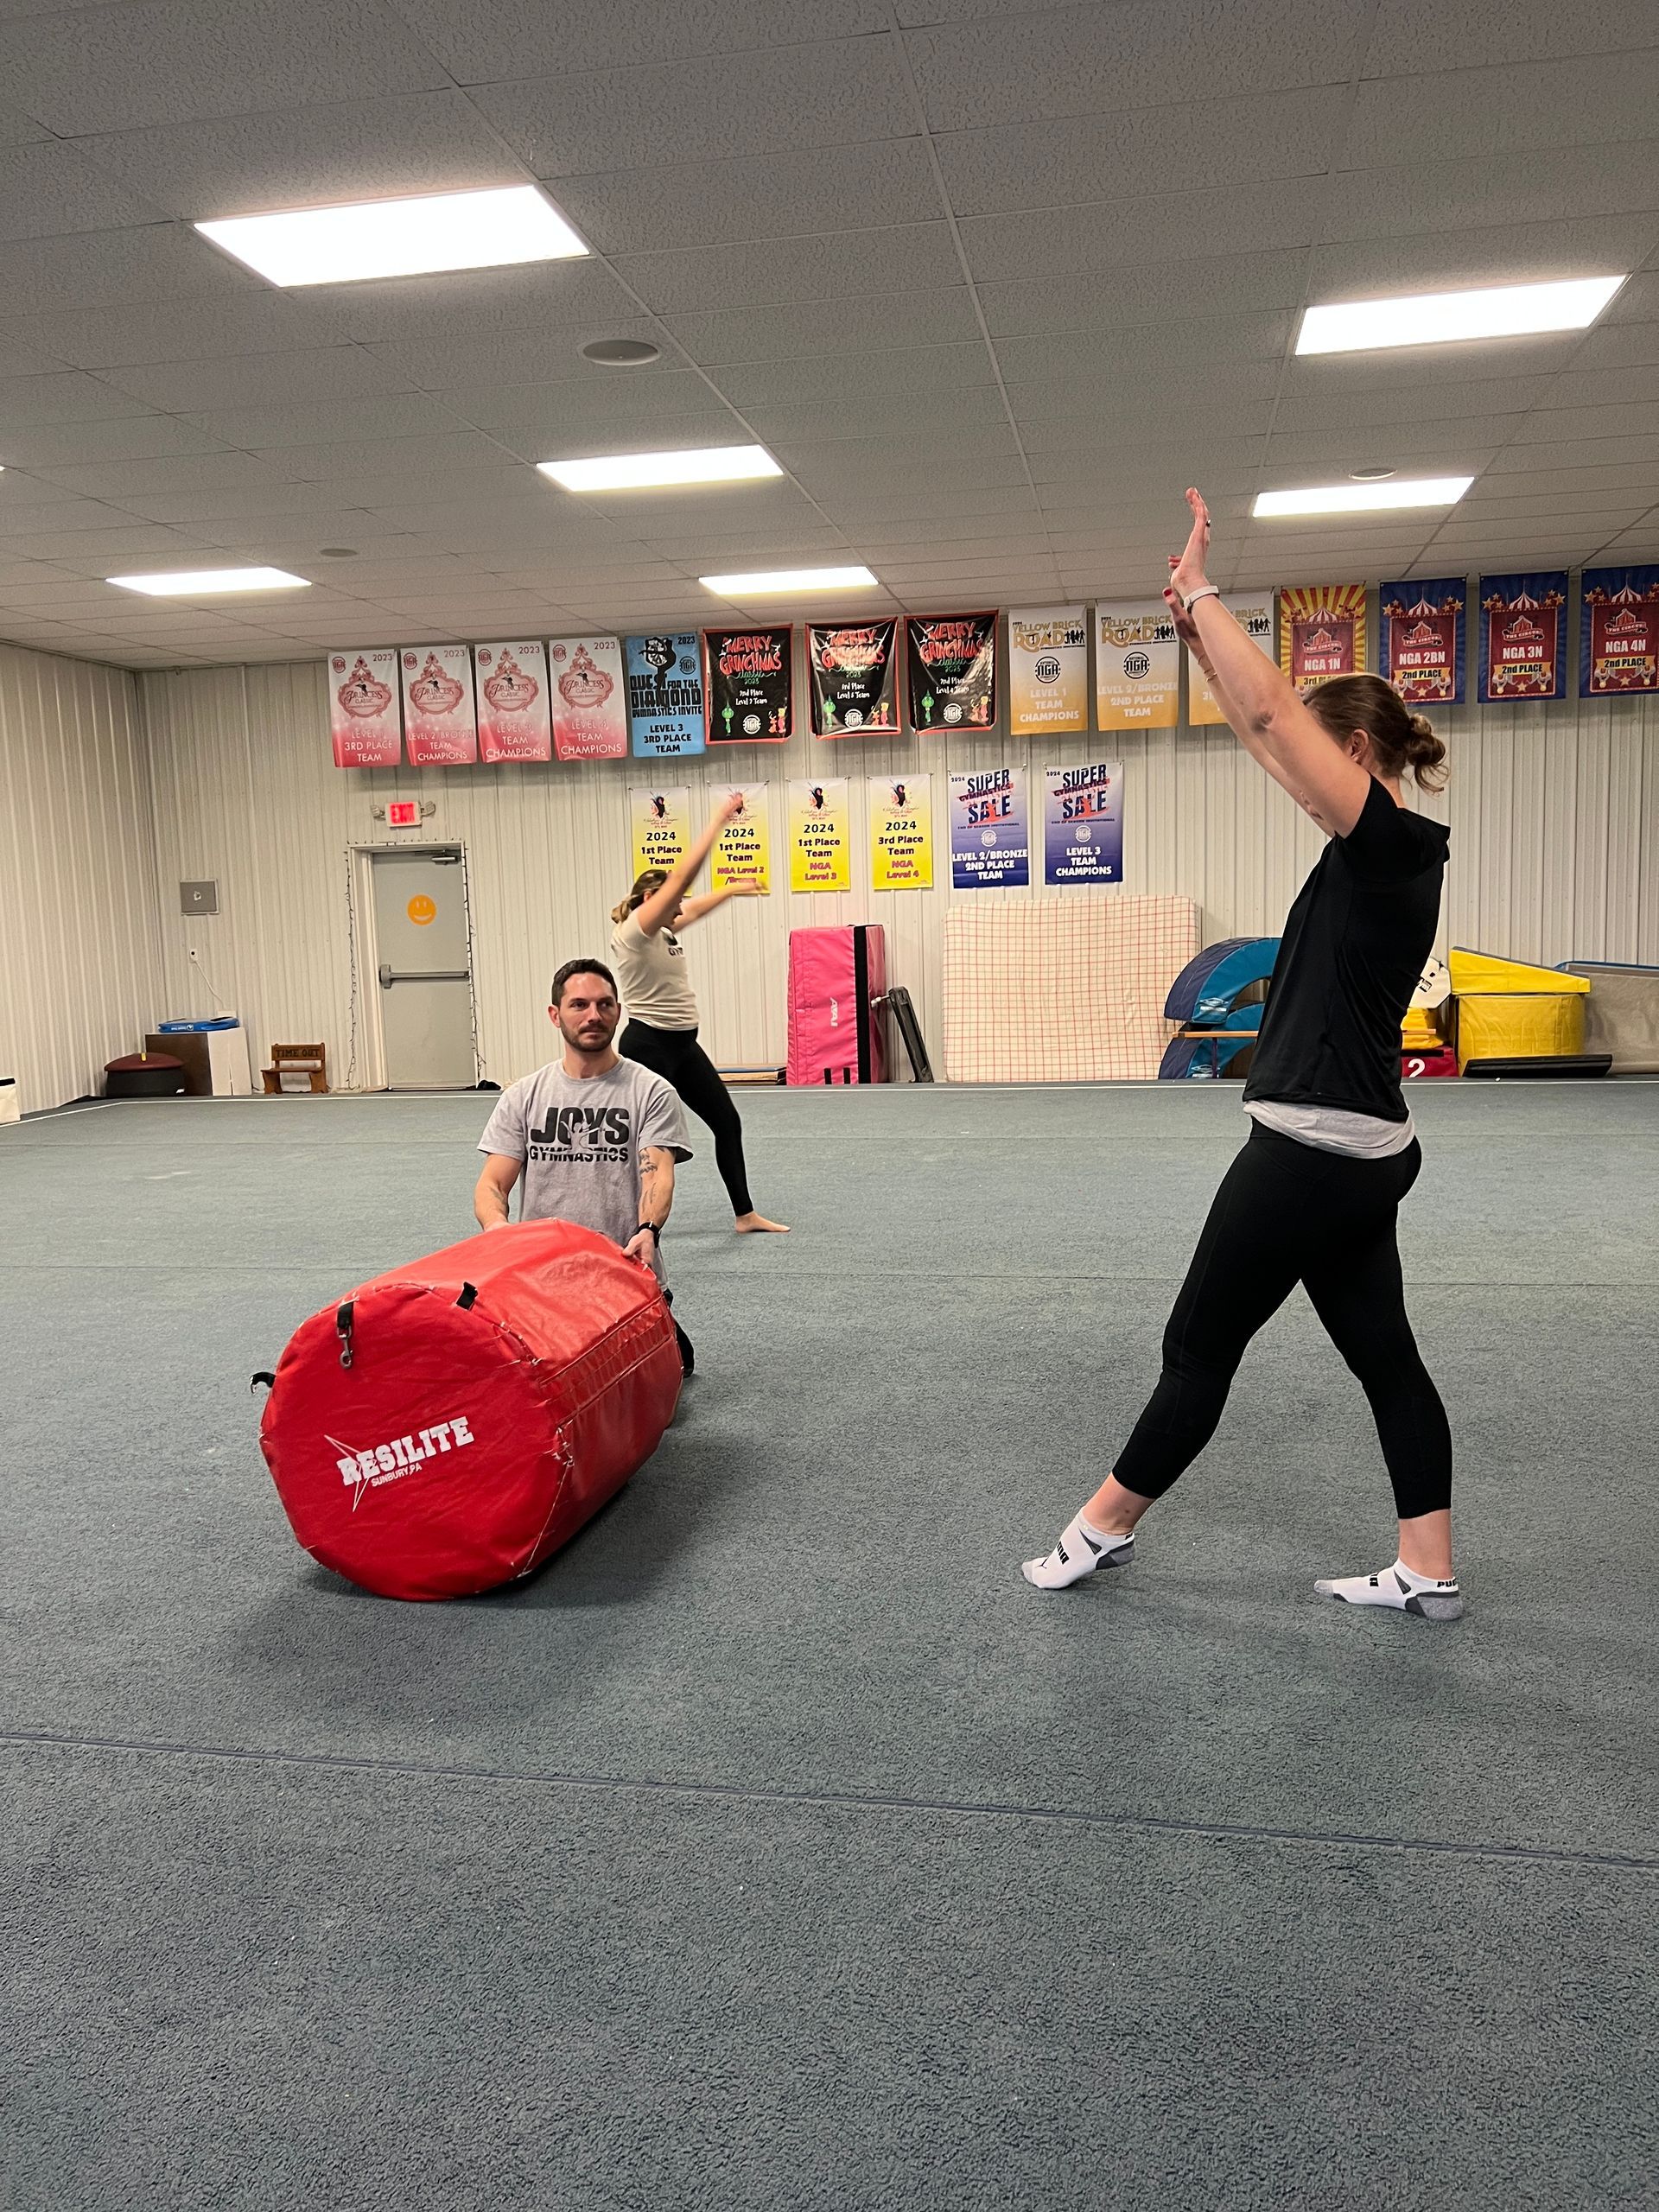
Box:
[610,910,699,1030]
[478,1058,690,1281]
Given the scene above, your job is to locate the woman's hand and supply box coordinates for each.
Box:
[1166,486,1211,607]
[726,875,762,897]
[715,790,745,824]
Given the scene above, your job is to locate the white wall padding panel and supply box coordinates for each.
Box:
[0,642,162,1116]
[943,896,1198,1082]
[135,662,1659,1093]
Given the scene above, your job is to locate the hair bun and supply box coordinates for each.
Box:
[1406,711,1435,741]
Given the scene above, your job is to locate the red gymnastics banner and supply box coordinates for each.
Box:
[474,641,553,763]
[1279,583,1366,696]
[906,611,997,731]
[704,626,792,742]
[1579,566,1659,696]
[328,648,402,767]
[1380,579,1465,707]
[1478,573,1567,703]
[808,619,899,735]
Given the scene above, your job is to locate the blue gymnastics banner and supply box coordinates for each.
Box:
[948,766,1029,890]
[1478,573,1567,704]
[1380,577,1465,708]
[1580,565,1659,696]
[626,632,706,755]
[1043,760,1123,885]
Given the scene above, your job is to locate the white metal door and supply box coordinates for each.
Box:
[368,848,476,1089]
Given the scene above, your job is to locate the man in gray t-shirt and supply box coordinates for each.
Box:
[474,958,694,1367]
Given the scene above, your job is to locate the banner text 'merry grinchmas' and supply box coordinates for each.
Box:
[907,611,998,730]
[809,620,899,734]
[704,626,792,742]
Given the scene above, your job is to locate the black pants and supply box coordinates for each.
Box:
[620,1020,753,1218]
[1114,1123,1452,1520]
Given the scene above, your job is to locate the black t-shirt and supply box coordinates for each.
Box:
[1243,778,1449,1123]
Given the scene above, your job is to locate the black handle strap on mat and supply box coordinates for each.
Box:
[455,1282,478,1309]
[335,1299,355,1369]
[249,1371,275,1394]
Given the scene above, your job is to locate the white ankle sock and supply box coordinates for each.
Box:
[1315,1558,1464,1620]
[1021,1512,1135,1591]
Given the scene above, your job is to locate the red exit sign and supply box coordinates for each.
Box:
[386,800,421,830]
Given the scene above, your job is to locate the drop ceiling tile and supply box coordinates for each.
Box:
[979,250,1312,339]
[911,0,1369,129]
[1321,141,1659,244]
[365,320,664,390]
[716,345,993,406]
[6,519,212,563]
[993,317,1295,384]
[392,0,888,80]
[1368,0,1639,73]
[665,288,981,366]
[178,392,469,451]
[475,35,912,178]
[0,367,153,428]
[551,140,940,256]
[738,387,1011,444]
[1347,50,1659,168]
[824,480,1039,519]
[1305,216,1659,304]
[1600,270,1659,324]
[31,449,293,499]
[436,373,730,441]
[1463,464,1659,499]
[0,471,121,512]
[961,183,1315,286]
[0,324,67,375]
[1261,423,1500,465]
[934,86,1340,217]
[303,257,643,347]
[74,89,522,222]
[0,0,448,137]
[1512,402,1659,445]
[99,346,415,412]
[7,288,342,370]
[613,224,954,316]
[489,410,748,467]
[0,412,232,468]
[0,223,258,315]
[0,141,169,242]
[1279,338,1581,393]
[259,429,521,484]
[1572,323,1659,372]
[1278,376,1549,433]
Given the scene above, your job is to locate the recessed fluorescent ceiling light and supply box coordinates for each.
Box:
[108,567,311,594]
[1253,476,1472,518]
[1297,275,1625,355]
[195,186,586,286]
[701,566,879,595]
[539,445,782,492]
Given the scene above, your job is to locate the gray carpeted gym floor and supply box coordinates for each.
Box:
[3,1082,1656,2211]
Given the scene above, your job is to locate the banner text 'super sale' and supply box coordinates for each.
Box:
[948,767,1028,890]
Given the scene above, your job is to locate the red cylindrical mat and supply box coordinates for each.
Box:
[258,1220,682,1600]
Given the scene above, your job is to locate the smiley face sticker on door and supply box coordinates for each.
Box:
[407,893,437,925]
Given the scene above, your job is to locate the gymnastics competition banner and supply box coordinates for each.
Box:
[1379,580,1465,708]
[474,640,553,763]
[401,644,477,766]
[1008,606,1088,734]
[705,626,792,743]
[329,649,402,767]
[1478,573,1568,703]
[628,785,691,878]
[948,766,1029,890]
[787,777,851,893]
[709,783,771,894]
[626,632,706,756]
[808,620,899,735]
[1580,565,1659,696]
[907,611,998,731]
[1096,602,1179,730]
[1043,760,1123,887]
[868,773,933,890]
[548,635,627,760]
[1280,582,1367,696]
[1188,599,1274,726]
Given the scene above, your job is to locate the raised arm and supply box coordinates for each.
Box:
[1166,488,1372,836]
[675,877,763,927]
[634,792,744,937]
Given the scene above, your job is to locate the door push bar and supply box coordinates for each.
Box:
[378,965,471,988]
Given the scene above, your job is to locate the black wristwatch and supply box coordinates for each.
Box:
[633,1222,661,1243]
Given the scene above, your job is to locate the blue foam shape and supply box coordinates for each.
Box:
[1163,938,1256,1022]
[1190,938,1280,1024]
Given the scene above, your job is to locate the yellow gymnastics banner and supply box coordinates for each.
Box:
[1096,601,1179,730]
[868,772,933,891]
[709,783,771,894]
[629,784,691,878]
[1188,598,1276,726]
[1008,606,1088,734]
[787,777,852,893]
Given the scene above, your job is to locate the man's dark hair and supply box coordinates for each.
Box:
[550,957,617,1006]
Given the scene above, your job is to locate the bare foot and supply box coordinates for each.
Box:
[734,1211,790,1234]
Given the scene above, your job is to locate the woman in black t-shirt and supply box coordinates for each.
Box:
[1024,489,1463,1622]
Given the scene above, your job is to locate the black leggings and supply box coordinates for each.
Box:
[1115,1123,1452,1520]
[619,1020,753,1218]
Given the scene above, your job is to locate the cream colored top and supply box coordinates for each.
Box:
[610,909,699,1030]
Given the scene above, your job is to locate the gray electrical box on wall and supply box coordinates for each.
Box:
[180,880,219,914]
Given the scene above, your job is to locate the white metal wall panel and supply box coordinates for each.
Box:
[0,642,162,1116]
[136,662,1659,1093]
